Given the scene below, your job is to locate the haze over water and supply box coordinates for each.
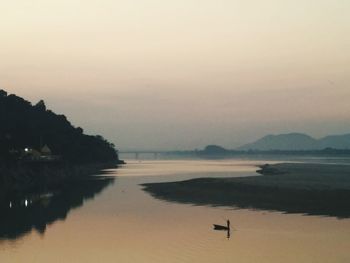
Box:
[1,159,349,263]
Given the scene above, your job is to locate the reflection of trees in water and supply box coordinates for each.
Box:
[0,177,114,241]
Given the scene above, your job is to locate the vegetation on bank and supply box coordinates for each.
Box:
[166,145,350,159]
[142,163,350,218]
[0,89,121,165]
[0,89,124,195]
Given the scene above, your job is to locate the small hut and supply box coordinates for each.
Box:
[41,145,52,156]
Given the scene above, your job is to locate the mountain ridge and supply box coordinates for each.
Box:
[237,132,350,151]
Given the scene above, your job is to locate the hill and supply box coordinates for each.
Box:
[238,133,350,151]
[318,134,350,149]
[0,89,121,165]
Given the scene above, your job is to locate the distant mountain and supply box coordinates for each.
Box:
[318,134,350,149]
[237,133,350,151]
[202,145,229,154]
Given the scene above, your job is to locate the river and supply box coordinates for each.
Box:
[1,159,350,263]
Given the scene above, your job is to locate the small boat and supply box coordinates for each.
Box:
[213,220,230,231]
[213,224,229,230]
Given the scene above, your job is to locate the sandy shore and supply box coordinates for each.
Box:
[142,163,350,218]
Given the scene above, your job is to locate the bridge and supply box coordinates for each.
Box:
[118,150,169,160]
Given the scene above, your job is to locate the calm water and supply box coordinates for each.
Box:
[1,160,350,263]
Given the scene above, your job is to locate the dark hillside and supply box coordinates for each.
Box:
[0,89,120,165]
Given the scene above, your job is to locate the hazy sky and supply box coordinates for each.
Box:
[1,0,350,150]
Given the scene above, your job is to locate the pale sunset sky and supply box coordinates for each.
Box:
[1,0,349,150]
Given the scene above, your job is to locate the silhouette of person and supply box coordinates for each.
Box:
[226,220,231,239]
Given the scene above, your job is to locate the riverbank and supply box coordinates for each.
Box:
[0,160,124,200]
[142,163,350,218]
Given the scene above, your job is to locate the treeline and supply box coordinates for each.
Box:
[167,144,350,158]
[0,90,120,165]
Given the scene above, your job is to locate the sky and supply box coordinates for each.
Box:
[1,0,350,150]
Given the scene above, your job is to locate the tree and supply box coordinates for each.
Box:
[0,90,7,97]
[35,100,46,111]
[0,90,120,164]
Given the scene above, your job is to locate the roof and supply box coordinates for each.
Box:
[41,145,52,154]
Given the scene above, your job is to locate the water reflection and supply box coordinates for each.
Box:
[0,177,114,240]
[213,227,231,239]
[2,161,350,263]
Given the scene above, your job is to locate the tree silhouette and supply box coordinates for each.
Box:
[34,100,46,111]
[0,90,120,164]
